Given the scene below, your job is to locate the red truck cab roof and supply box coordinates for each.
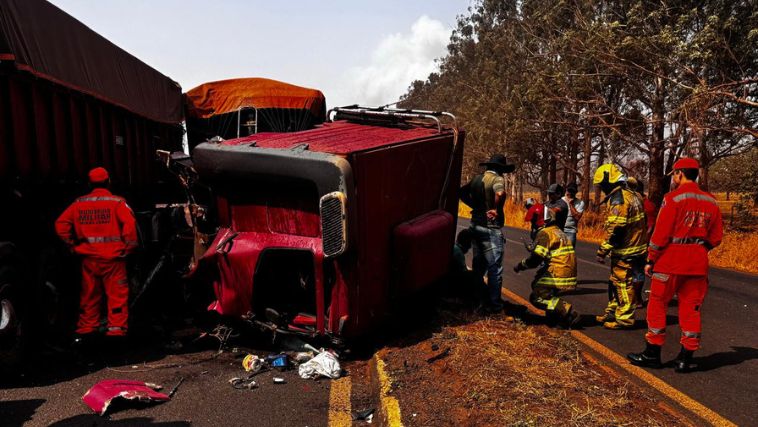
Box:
[220,120,445,156]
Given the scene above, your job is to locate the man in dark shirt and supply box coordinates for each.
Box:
[546,183,569,230]
[459,154,515,313]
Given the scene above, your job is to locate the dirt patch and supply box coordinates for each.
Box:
[379,310,685,426]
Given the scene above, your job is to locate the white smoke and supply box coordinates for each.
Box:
[330,15,450,108]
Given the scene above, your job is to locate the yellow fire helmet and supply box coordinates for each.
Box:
[593,163,626,185]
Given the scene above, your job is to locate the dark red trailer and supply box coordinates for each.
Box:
[192,107,464,343]
[0,0,184,368]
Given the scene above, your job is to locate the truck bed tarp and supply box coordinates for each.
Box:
[0,0,182,124]
[185,78,325,119]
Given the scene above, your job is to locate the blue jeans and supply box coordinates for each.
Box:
[470,224,504,308]
[564,231,577,248]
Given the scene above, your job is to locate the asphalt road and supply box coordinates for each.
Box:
[458,219,757,426]
[0,339,334,426]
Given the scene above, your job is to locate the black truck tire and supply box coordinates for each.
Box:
[0,242,26,374]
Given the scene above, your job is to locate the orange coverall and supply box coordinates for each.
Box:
[55,188,138,336]
[646,182,723,351]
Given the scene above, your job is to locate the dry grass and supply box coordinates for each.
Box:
[458,199,758,274]
[383,311,683,426]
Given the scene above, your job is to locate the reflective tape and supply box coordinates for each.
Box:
[536,276,577,287]
[600,242,614,251]
[611,244,647,256]
[648,327,666,335]
[671,237,706,245]
[682,331,701,338]
[672,193,717,205]
[77,196,123,203]
[533,245,549,257]
[550,246,575,257]
[545,297,559,311]
[85,236,122,243]
[649,242,664,251]
[651,272,670,282]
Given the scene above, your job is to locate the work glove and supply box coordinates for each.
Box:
[513,261,526,273]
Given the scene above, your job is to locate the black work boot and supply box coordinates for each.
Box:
[627,342,662,368]
[673,346,694,373]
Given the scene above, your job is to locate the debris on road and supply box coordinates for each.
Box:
[352,408,375,423]
[82,380,171,416]
[267,353,290,370]
[242,354,264,372]
[298,351,341,379]
[272,377,286,384]
[167,377,184,398]
[229,377,258,390]
[294,351,315,363]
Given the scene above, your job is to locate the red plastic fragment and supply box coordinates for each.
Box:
[82,379,170,416]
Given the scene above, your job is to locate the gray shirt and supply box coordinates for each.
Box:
[562,197,585,233]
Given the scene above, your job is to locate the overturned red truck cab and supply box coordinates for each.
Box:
[192,107,464,344]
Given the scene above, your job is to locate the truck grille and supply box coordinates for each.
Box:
[320,192,347,258]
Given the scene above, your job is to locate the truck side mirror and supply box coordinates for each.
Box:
[320,192,347,258]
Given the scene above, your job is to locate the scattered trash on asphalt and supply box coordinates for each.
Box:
[273,377,286,384]
[242,354,264,372]
[426,347,451,363]
[267,353,290,370]
[352,408,375,422]
[167,377,184,398]
[298,351,341,379]
[294,351,315,363]
[229,377,258,390]
[82,380,170,416]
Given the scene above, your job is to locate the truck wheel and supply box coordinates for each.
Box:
[0,244,26,375]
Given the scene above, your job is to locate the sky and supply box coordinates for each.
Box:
[48,0,472,109]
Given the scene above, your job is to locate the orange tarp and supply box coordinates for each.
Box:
[184,78,326,119]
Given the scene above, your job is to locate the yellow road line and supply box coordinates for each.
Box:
[500,287,737,427]
[328,376,352,427]
[375,355,404,426]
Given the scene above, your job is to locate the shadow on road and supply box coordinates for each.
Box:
[49,415,190,426]
[691,346,758,372]
[563,287,608,296]
[0,399,45,426]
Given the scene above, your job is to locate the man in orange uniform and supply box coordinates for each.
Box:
[56,167,138,341]
[627,158,723,373]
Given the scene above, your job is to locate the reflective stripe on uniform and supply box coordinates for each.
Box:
[682,331,701,338]
[533,245,549,257]
[600,242,614,251]
[77,196,123,203]
[536,276,577,287]
[672,193,717,205]
[649,242,664,251]
[606,212,645,225]
[651,272,670,282]
[611,244,647,256]
[648,327,666,335]
[545,297,559,311]
[85,236,122,243]
[550,246,575,257]
[671,237,707,245]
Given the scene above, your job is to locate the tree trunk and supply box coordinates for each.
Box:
[549,154,557,184]
[582,127,592,207]
[648,75,667,205]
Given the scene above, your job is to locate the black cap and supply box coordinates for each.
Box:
[547,183,564,194]
[479,154,516,174]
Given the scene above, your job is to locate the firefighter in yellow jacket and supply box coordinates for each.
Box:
[593,164,648,330]
[513,208,579,328]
